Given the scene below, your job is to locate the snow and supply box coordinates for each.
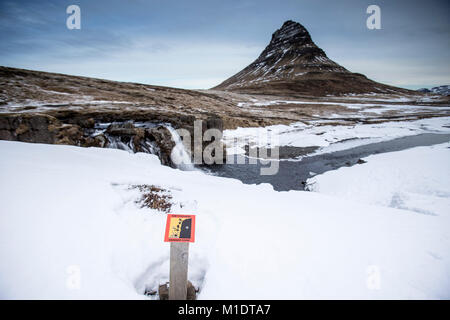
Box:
[0,98,135,113]
[235,99,450,114]
[337,95,427,103]
[1,140,449,299]
[418,85,450,96]
[306,142,450,218]
[223,117,450,156]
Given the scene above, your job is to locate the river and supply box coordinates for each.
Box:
[204,133,450,191]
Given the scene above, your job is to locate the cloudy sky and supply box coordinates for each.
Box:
[0,0,448,89]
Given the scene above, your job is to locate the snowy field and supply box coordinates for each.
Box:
[1,140,449,299]
[235,97,450,117]
[306,142,450,218]
[224,117,450,156]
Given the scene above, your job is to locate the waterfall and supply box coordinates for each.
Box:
[105,135,133,152]
[91,121,195,170]
[166,126,195,171]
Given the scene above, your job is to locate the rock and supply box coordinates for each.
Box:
[23,115,57,143]
[106,121,139,136]
[144,289,157,296]
[158,281,197,300]
[0,112,225,168]
[81,134,107,148]
[0,129,14,140]
[80,117,95,128]
[82,121,177,167]
[204,115,224,133]
[55,124,83,145]
[15,123,29,135]
[146,126,176,167]
[105,122,159,154]
[0,114,89,146]
[94,134,107,147]
[357,158,367,164]
[187,281,197,300]
[158,283,169,300]
[0,114,60,144]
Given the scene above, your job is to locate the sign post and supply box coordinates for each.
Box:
[164,214,196,300]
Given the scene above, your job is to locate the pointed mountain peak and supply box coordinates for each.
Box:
[256,20,325,64]
[270,20,312,45]
[213,21,408,96]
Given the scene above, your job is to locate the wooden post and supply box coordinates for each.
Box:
[164,214,195,300]
[169,242,189,300]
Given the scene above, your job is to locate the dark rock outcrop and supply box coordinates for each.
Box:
[0,114,85,146]
[103,122,176,166]
[0,111,227,168]
[158,283,169,300]
[146,126,176,167]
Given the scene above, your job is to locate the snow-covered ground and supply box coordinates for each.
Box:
[224,117,450,156]
[306,142,450,218]
[1,140,449,299]
[330,93,445,103]
[0,98,136,113]
[236,98,450,113]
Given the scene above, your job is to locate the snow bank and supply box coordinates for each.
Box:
[224,117,450,156]
[307,142,450,218]
[1,141,449,299]
[236,98,450,113]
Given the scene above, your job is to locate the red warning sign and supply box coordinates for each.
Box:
[164,214,196,243]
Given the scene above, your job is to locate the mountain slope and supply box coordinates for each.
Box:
[418,85,450,96]
[213,20,412,96]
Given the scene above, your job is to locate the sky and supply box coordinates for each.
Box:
[0,0,448,90]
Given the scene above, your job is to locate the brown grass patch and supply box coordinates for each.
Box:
[131,184,172,213]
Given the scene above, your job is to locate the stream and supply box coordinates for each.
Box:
[204,133,450,191]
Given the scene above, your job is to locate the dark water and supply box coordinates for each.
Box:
[204,133,450,191]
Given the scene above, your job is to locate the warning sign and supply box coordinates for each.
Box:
[164,214,196,242]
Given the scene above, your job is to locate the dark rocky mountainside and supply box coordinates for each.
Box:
[417,85,450,96]
[213,20,412,96]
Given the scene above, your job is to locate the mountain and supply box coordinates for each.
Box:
[417,85,450,96]
[213,20,411,96]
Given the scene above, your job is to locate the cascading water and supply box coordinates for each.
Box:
[88,121,195,170]
[105,135,134,152]
[91,121,158,154]
[166,126,195,171]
